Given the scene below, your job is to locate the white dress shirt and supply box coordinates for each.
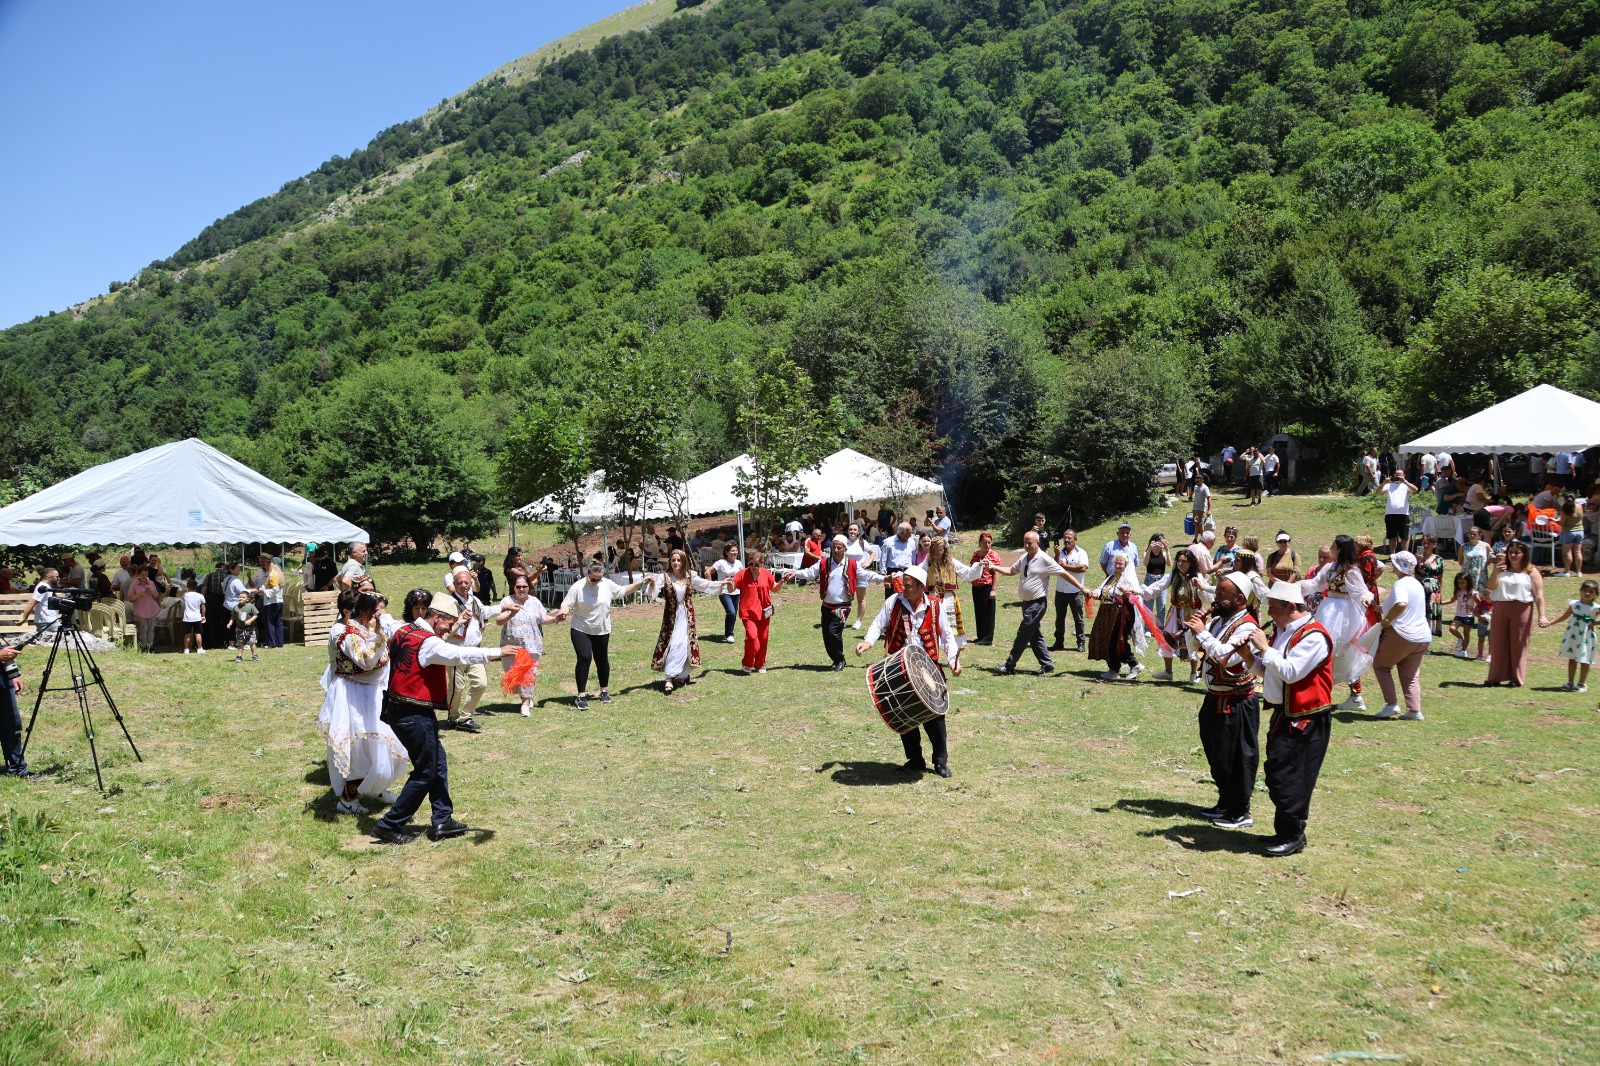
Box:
[404,621,499,669]
[863,593,962,664]
[793,554,884,603]
[1247,614,1332,704]
[1054,546,1089,594]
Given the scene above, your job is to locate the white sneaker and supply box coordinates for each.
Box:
[1127,663,1144,680]
[1099,670,1123,680]
[742,667,752,675]
[1399,711,1424,721]
[1375,704,1402,719]
[1337,694,1365,711]
[520,702,532,717]
[852,620,862,630]
[1578,684,1589,693]
[197,648,207,655]
[379,791,399,804]
[1152,670,1173,681]
[757,668,767,674]
[183,648,191,655]
[336,798,369,815]
[1453,650,1470,659]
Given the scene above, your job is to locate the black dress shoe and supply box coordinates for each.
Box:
[1196,805,1226,820]
[1047,644,1065,652]
[998,663,1015,675]
[1075,644,1086,653]
[1265,834,1306,857]
[1037,667,1055,677]
[372,824,419,845]
[454,719,483,734]
[974,640,992,646]
[830,661,845,671]
[932,765,953,778]
[902,760,928,774]
[428,818,470,840]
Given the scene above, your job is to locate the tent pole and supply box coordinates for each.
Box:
[510,514,516,549]
[737,509,745,561]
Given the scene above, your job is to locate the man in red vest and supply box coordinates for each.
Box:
[1184,573,1262,831]
[1245,581,1336,857]
[855,565,962,777]
[372,591,519,845]
[791,534,884,670]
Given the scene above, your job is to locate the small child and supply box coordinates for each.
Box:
[181,578,206,655]
[1541,579,1598,693]
[229,589,260,662]
[1474,594,1493,662]
[1448,572,1477,658]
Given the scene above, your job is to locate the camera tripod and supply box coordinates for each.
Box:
[18,613,142,792]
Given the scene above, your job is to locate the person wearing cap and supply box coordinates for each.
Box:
[1370,551,1430,720]
[371,589,522,845]
[856,564,961,777]
[1183,573,1263,829]
[1243,581,1336,857]
[337,542,369,592]
[560,560,652,708]
[1098,523,1141,577]
[790,535,886,670]
[990,530,1069,676]
[443,567,499,733]
[1266,532,1299,583]
[443,551,471,593]
[707,542,745,643]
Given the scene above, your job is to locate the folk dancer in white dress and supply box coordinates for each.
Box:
[318,591,410,815]
[649,549,727,694]
[496,573,558,715]
[1297,534,1377,710]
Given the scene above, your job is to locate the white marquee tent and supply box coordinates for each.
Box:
[513,448,944,525]
[0,438,368,546]
[1398,384,1600,457]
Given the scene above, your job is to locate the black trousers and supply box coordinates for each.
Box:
[900,716,948,769]
[1006,598,1053,670]
[0,677,27,775]
[1264,709,1332,840]
[970,587,996,643]
[820,603,849,664]
[376,707,453,831]
[1198,693,1260,817]
[570,630,611,691]
[1054,590,1084,647]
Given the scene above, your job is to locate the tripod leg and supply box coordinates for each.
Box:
[62,638,105,793]
[70,633,141,762]
[19,629,63,759]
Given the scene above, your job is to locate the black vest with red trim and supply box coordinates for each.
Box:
[883,593,943,662]
[1282,619,1335,717]
[1203,609,1257,697]
[817,555,858,603]
[387,622,449,709]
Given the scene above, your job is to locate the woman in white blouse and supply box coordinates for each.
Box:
[1484,541,1547,687]
[707,543,744,644]
[1299,534,1377,710]
[648,549,727,694]
[1372,551,1431,720]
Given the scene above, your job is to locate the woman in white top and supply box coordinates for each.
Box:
[496,573,554,715]
[1372,551,1431,720]
[318,590,409,814]
[1298,534,1377,707]
[558,560,650,709]
[648,549,727,694]
[1139,548,1212,683]
[707,543,744,644]
[1484,541,1548,686]
[843,522,878,630]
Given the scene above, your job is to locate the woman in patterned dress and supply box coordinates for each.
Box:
[1414,534,1445,638]
[649,549,725,694]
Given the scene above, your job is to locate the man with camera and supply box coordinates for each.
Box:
[0,643,36,779]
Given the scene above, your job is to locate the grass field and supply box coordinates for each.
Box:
[2,489,1597,1064]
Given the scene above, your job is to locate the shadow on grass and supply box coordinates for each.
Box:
[1101,797,1212,820]
[1437,680,1498,688]
[815,760,919,786]
[1140,824,1263,854]
[304,763,331,787]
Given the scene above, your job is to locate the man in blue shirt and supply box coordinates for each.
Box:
[1099,523,1140,576]
[878,522,920,597]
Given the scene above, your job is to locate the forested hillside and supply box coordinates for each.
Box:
[4,0,1599,544]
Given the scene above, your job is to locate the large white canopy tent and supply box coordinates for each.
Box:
[1398,384,1600,459]
[0,438,368,547]
[513,449,945,527]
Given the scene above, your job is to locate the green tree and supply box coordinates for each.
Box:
[263,361,499,553]
[731,354,842,533]
[499,401,592,563]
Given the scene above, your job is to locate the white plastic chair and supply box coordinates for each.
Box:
[1529,516,1561,568]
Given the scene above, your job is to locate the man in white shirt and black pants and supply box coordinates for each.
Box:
[1050,530,1090,653]
[990,531,1069,676]
[790,535,883,670]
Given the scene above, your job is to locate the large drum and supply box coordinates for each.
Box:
[865,643,948,734]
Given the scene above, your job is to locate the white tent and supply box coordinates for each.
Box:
[679,448,943,516]
[1399,384,1600,456]
[511,471,672,524]
[0,438,368,546]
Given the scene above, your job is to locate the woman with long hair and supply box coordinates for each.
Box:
[968,531,1004,646]
[1299,534,1377,710]
[726,549,783,673]
[1414,534,1445,638]
[1142,548,1210,683]
[707,542,744,644]
[318,590,409,814]
[843,522,878,629]
[649,549,727,694]
[922,536,985,642]
[1484,541,1548,687]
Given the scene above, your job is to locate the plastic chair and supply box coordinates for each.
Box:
[1529,516,1561,568]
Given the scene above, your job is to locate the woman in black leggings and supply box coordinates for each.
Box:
[558,559,649,710]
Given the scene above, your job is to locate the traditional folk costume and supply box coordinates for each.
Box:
[318,618,409,805]
[1188,577,1262,823]
[925,555,987,640]
[1298,562,1375,688]
[1358,549,1385,628]
[1089,565,1159,679]
[862,577,962,775]
[1139,569,1213,680]
[1248,587,1336,854]
[648,571,725,686]
[792,545,884,667]
[372,601,500,840]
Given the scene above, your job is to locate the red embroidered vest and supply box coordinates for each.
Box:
[818,556,858,602]
[1284,620,1335,717]
[387,623,449,709]
[884,593,942,662]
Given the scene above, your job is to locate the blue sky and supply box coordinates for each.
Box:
[0,0,638,329]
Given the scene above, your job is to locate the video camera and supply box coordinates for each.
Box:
[39,586,98,617]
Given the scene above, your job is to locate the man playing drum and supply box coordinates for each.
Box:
[855,565,962,778]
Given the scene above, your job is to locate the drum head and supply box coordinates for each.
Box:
[901,643,948,716]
